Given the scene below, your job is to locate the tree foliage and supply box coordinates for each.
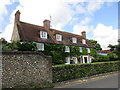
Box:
[89,40,102,51]
[0,38,37,51]
[0,38,12,51]
[108,43,120,59]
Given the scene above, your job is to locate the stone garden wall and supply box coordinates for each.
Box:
[2,51,52,88]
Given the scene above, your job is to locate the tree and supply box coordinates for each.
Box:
[11,40,37,51]
[89,40,102,51]
[0,38,12,51]
[0,38,37,51]
[108,40,120,60]
[108,44,116,51]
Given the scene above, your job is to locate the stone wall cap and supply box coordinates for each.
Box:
[2,51,52,58]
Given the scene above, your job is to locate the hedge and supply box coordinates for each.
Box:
[52,61,120,83]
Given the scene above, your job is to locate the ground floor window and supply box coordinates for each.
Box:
[65,55,92,64]
[36,43,44,51]
[71,57,78,64]
[65,57,70,64]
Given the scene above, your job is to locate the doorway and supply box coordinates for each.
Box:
[84,57,87,63]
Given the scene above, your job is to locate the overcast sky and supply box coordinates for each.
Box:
[0,0,119,50]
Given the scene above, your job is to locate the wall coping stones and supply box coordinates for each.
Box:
[1,51,51,59]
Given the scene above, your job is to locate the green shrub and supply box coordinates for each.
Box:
[52,61,119,83]
[108,52,118,61]
[93,55,110,62]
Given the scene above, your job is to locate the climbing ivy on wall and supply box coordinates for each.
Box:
[82,48,88,55]
[39,43,97,65]
[40,44,70,65]
[1,39,97,65]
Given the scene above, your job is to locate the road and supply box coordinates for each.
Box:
[55,72,119,88]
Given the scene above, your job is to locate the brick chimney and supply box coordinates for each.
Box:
[81,31,86,39]
[43,19,50,30]
[15,10,21,22]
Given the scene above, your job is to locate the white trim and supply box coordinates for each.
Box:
[56,34,62,41]
[40,31,47,39]
[72,57,78,64]
[79,47,82,53]
[81,55,92,63]
[72,37,77,43]
[65,46,70,52]
[65,57,70,64]
[82,39,86,44]
[82,55,88,63]
[87,48,90,53]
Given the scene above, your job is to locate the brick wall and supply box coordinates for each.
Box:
[2,51,52,88]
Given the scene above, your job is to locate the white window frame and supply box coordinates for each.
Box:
[72,37,77,43]
[65,57,70,64]
[82,39,86,44]
[72,57,78,64]
[65,46,70,52]
[87,48,90,53]
[79,47,82,53]
[56,34,62,41]
[36,43,44,51]
[40,31,47,39]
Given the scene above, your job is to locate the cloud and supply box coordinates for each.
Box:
[0,24,13,42]
[80,17,91,25]
[15,0,74,30]
[86,2,104,14]
[1,0,76,42]
[1,0,118,42]
[72,17,93,37]
[93,23,118,50]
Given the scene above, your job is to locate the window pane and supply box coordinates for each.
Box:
[65,46,70,52]
[56,34,62,41]
[36,43,44,51]
[87,48,90,53]
[72,37,77,43]
[40,31,47,39]
[80,47,82,52]
[82,39,86,44]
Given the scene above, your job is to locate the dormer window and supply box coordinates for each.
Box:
[82,39,86,44]
[72,37,77,43]
[65,46,70,52]
[56,34,62,41]
[40,31,47,39]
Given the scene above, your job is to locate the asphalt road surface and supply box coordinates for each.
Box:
[55,72,119,88]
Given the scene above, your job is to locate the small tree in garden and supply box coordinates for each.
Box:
[0,38,37,51]
[0,38,12,51]
[11,40,37,51]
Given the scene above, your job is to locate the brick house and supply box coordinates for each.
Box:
[11,10,95,64]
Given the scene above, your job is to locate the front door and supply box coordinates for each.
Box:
[84,57,87,63]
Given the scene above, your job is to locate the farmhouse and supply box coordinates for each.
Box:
[11,10,95,64]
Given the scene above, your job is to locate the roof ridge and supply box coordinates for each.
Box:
[20,21,83,38]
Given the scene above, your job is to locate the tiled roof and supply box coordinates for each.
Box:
[97,50,111,54]
[16,21,95,48]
